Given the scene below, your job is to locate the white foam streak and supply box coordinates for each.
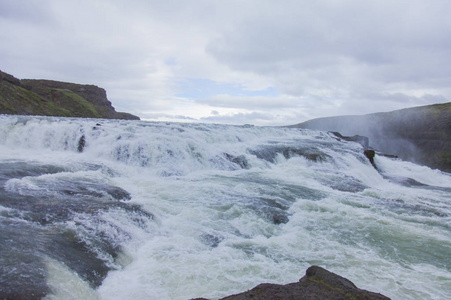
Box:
[376,155,451,187]
[43,257,99,300]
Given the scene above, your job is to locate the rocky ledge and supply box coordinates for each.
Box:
[0,69,139,120]
[195,266,390,300]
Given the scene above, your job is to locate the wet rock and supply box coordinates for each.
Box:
[0,161,153,299]
[77,134,86,152]
[248,145,331,163]
[260,207,289,225]
[282,149,330,162]
[217,266,390,300]
[330,131,369,149]
[224,153,250,169]
[271,213,289,225]
[0,219,50,300]
[201,233,224,248]
[364,149,376,168]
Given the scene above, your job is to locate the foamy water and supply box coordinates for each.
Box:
[0,115,450,299]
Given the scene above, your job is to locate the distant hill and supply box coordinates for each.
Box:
[289,102,451,172]
[0,70,139,120]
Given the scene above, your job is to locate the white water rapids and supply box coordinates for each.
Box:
[0,115,450,299]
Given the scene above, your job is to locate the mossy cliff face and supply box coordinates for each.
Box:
[290,102,451,172]
[0,70,139,120]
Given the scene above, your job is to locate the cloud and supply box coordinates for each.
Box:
[200,111,274,124]
[195,94,294,110]
[206,1,451,98]
[0,0,53,22]
[1,0,450,125]
[176,78,279,99]
[140,112,197,121]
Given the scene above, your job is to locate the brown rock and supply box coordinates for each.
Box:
[215,266,390,300]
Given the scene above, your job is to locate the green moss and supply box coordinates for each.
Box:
[0,82,76,117]
[45,102,72,117]
[0,81,102,118]
[19,85,42,102]
[52,89,102,118]
[1,72,139,120]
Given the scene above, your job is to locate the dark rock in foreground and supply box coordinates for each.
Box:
[0,69,139,120]
[196,266,390,300]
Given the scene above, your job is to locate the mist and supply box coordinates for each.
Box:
[290,102,451,172]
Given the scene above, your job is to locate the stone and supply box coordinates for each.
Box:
[330,132,369,149]
[77,135,86,152]
[216,266,390,300]
[364,149,376,168]
[224,153,250,169]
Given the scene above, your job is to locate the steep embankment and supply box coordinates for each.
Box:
[289,102,451,172]
[0,70,139,120]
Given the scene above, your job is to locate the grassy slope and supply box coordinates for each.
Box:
[0,81,70,116]
[51,89,102,118]
[0,81,102,118]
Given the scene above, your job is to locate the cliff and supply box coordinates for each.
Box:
[289,102,451,172]
[0,70,139,120]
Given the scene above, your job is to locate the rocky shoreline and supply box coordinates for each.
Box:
[195,266,390,300]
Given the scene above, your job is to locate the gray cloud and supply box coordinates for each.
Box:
[0,0,53,22]
[194,95,296,110]
[206,1,451,98]
[1,0,450,125]
[201,111,274,124]
[139,112,197,121]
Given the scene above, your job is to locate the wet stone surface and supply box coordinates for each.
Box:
[0,161,153,299]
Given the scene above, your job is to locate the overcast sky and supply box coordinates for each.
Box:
[1,0,450,125]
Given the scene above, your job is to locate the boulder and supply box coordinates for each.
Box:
[215,266,390,300]
[330,132,369,149]
[224,153,250,169]
[364,149,376,168]
[77,135,86,152]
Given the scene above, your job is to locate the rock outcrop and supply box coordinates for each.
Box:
[364,149,376,168]
[330,131,369,149]
[289,102,451,173]
[0,70,139,120]
[329,132,380,168]
[194,266,390,300]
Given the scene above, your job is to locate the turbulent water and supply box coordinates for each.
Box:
[0,115,450,300]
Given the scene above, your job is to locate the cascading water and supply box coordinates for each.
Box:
[0,115,450,299]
